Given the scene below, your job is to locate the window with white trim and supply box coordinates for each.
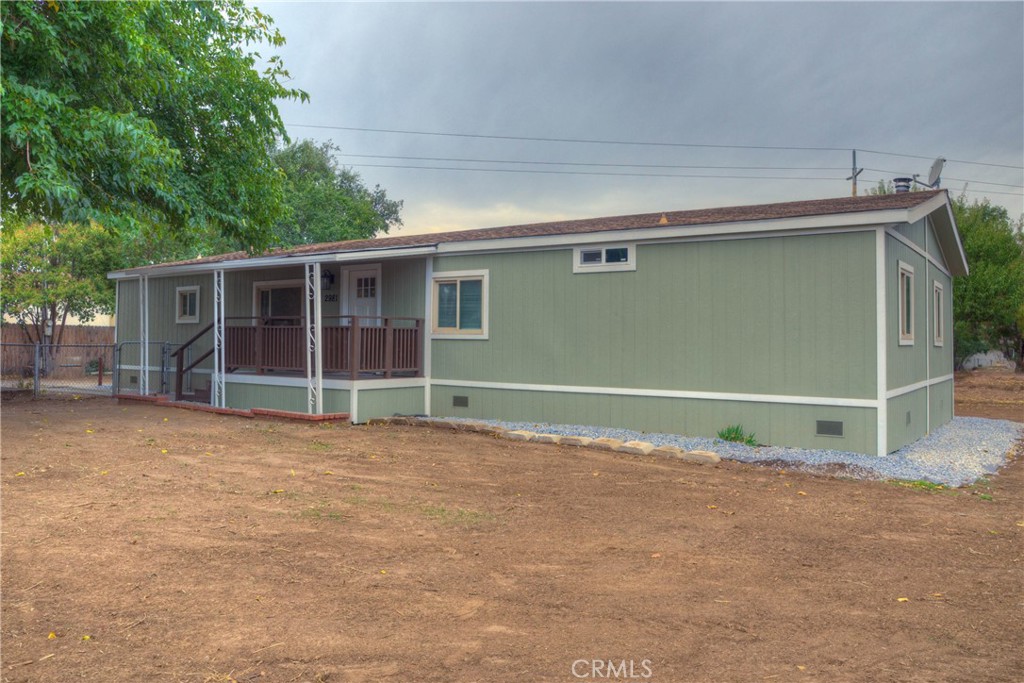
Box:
[432,270,488,338]
[932,281,944,346]
[572,244,636,273]
[176,286,200,324]
[898,261,914,345]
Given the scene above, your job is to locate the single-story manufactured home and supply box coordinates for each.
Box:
[108,189,967,456]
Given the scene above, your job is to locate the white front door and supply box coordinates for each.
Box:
[347,268,380,322]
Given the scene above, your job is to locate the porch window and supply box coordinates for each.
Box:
[432,270,488,339]
[573,243,636,273]
[255,281,304,325]
[898,261,914,346]
[176,286,199,324]
[933,281,944,347]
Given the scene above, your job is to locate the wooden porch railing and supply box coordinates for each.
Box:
[170,316,424,401]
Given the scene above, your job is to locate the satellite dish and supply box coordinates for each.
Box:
[927,157,946,188]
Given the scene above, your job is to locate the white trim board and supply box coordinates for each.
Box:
[436,210,920,257]
[886,228,952,278]
[431,378,878,409]
[222,373,427,391]
[875,227,888,457]
[886,374,954,400]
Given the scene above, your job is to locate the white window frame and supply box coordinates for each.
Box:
[252,279,305,323]
[897,261,914,346]
[572,243,636,273]
[932,281,944,347]
[175,286,200,324]
[431,269,489,340]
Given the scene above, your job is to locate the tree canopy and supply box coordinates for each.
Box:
[1,0,307,251]
[1,220,122,344]
[951,197,1024,366]
[271,140,403,247]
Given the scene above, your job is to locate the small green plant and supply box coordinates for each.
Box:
[717,424,757,446]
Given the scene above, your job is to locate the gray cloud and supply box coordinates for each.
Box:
[262,1,1023,234]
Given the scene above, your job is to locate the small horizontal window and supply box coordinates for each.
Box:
[176,286,200,324]
[572,244,636,273]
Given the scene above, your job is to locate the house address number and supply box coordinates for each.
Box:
[323,294,338,302]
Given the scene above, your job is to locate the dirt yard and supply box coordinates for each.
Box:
[1,373,1022,682]
[954,366,1024,422]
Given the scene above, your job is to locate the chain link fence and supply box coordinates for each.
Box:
[1,343,115,396]
[112,341,172,396]
[0,341,172,398]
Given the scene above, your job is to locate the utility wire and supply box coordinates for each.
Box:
[288,121,1024,171]
[345,162,849,181]
[857,148,1023,171]
[855,174,1022,197]
[341,152,847,172]
[289,123,847,152]
[345,163,1022,195]
[862,168,1023,189]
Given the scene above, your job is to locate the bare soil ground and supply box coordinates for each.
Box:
[954,366,1024,422]
[1,374,1022,683]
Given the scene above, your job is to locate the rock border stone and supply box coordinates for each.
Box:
[369,417,720,465]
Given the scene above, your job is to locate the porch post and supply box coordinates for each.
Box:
[305,263,323,415]
[422,256,433,415]
[139,275,149,395]
[212,269,226,408]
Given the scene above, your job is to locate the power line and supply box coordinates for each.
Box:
[862,168,1023,190]
[288,121,1024,171]
[857,148,1023,171]
[340,152,847,172]
[289,122,848,152]
[855,175,1022,197]
[345,162,848,181]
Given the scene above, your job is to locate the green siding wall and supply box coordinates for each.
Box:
[217,382,351,413]
[431,385,876,454]
[927,265,954,380]
[433,231,877,400]
[886,237,928,390]
[887,388,929,452]
[894,218,927,249]
[929,379,953,428]
[115,280,140,365]
[924,218,947,264]
[381,259,426,318]
[357,386,426,421]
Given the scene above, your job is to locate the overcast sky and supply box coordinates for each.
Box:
[261,1,1024,236]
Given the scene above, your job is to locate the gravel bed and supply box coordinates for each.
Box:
[433,415,1022,487]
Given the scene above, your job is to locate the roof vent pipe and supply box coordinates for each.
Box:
[893,177,913,193]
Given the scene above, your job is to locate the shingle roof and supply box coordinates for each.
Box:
[133,190,947,271]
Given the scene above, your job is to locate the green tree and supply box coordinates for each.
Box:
[271,140,403,247]
[1,220,122,346]
[952,197,1024,369]
[1,0,307,251]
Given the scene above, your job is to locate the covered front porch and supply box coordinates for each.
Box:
[116,254,430,421]
[172,314,424,401]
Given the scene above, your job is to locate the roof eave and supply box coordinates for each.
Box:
[108,244,440,280]
[906,191,968,276]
